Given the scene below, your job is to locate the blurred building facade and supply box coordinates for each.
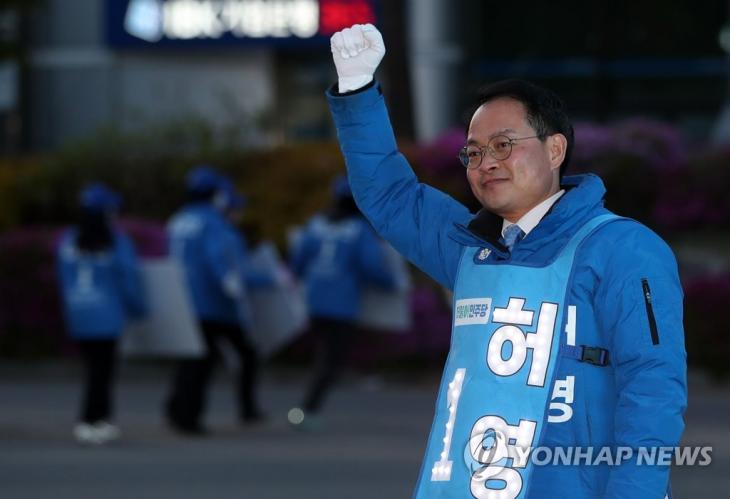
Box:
[13,0,386,152]
[457,0,730,142]
[0,4,22,155]
[28,0,275,150]
[3,0,730,152]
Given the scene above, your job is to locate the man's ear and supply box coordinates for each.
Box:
[548,133,567,171]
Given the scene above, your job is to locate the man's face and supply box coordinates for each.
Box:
[466,97,564,222]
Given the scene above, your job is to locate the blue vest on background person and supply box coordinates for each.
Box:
[291,214,395,321]
[168,203,264,327]
[414,214,618,499]
[57,230,146,339]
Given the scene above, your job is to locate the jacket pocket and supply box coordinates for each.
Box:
[641,278,660,345]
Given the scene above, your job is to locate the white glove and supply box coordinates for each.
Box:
[330,23,386,93]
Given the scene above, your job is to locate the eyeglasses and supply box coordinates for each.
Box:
[458,135,540,169]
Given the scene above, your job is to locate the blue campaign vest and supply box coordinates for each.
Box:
[414,214,619,499]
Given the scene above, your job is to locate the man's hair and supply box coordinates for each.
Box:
[185,186,217,205]
[470,79,574,177]
[76,209,113,252]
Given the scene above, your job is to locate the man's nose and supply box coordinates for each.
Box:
[477,154,499,172]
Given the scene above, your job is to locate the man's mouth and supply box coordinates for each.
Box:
[483,178,509,187]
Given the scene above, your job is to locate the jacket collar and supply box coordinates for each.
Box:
[449,174,607,254]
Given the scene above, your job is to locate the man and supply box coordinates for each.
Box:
[288,175,395,429]
[165,166,269,435]
[326,24,686,499]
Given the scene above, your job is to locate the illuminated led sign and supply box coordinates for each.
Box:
[106,0,378,47]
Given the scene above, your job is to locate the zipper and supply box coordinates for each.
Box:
[641,278,660,345]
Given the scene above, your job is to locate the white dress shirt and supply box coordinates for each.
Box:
[501,190,565,238]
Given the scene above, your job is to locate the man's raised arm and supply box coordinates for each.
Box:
[326,24,472,290]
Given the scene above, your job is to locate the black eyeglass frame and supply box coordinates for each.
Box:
[458,134,541,169]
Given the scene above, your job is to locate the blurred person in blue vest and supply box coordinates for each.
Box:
[165,166,272,435]
[57,183,147,445]
[288,175,396,429]
[325,24,686,499]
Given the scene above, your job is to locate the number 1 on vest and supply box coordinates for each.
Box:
[431,368,466,481]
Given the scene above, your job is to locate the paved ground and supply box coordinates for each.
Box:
[0,360,727,498]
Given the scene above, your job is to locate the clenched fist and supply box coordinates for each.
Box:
[330,23,386,93]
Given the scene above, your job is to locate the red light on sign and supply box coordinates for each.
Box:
[319,0,377,36]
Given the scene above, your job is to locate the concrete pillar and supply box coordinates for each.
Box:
[406,0,462,142]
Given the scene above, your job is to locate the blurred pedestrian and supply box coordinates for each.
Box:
[57,183,147,445]
[165,166,271,435]
[288,175,395,429]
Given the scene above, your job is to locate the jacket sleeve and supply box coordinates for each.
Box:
[289,228,315,279]
[355,221,396,290]
[326,82,472,291]
[599,225,687,499]
[115,233,148,319]
[204,223,243,299]
[55,232,74,310]
[238,234,276,289]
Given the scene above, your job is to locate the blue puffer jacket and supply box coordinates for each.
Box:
[168,203,271,327]
[57,229,146,339]
[291,213,395,321]
[327,82,686,499]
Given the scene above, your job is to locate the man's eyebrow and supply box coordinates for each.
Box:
[467,129,517,145]
[490,128,517,138]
